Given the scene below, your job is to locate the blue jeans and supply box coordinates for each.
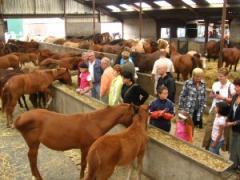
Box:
[209,139,224,155]
[92,83,100,100]
[230,131,240,168]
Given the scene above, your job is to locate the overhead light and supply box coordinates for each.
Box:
[205,0,223,4]
[182,0,196,7]
[119,4,134,11]
[134,2,151,9]
[154,1,173,9]
[106,5,120,12]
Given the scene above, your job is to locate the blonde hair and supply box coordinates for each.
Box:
[218,67,229,76]
[101,57,111,66]
[192,68,204,77]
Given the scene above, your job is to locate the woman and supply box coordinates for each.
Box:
[108,65,123,105]
[209,68,235,113]
[202,68,235,150]
[226,78,240,171]
[121,71,148,106]
[150,86,174,132]
[179,68,207,128]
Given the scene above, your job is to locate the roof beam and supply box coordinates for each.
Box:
[179,0,200,17]
[73,0,123,21]
[143,0,160,9]
[192,0,208,6]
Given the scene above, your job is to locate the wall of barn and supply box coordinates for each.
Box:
[66,17,101,37]
[230,18,240,45]
[0,20,5,41]
[123,18,157,40]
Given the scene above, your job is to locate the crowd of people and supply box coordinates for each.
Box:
[76,49,240,172]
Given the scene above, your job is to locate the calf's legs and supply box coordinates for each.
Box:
[80,148,88,179]
[28,143,42,180]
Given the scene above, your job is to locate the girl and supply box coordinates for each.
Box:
[76,63,92,96]
[175,111,194,143]
[108,65,123,105]
[121,71,148,106]
[150,86,174,132]
[209,101,230,155]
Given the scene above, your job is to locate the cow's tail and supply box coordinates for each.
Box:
[85,148,101,180]
[1,85,11,114]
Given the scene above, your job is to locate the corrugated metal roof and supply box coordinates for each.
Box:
[2,0,93,15]
[36,0,63,14]
[1,0,117,22]
[66,0,92,14]
[3,0,34,14]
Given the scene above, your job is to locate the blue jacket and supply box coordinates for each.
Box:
[150,98,174,121]
[119,57,134,65]
[92,58,102,84]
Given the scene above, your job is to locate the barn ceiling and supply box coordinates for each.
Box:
[76,0,240,22]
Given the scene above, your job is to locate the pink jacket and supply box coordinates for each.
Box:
[79,72,91,90]
[175,121,192,143]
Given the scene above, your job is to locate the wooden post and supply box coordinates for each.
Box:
[64,0,67,38]
[0,0,5,41]
[33,0,36,15]
[204,19,209,54]
[139,0,143,40]
[218,0,227,68]
[92,0,96,36]
[156,20,160,40]
[122,20,124,39]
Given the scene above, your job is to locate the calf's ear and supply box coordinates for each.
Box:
[132,104,139,113]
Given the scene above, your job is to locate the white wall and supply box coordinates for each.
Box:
[66,17,101,37]
[230,18,240,44]
[101,22,122,38]
[123,18,156,40]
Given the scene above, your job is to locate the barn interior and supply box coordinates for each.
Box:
[0,0,240,46]
[0,0,240,180]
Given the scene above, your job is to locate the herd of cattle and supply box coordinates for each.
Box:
[0,40,77,127]
[45,33,239,72]
[0,36,239,126]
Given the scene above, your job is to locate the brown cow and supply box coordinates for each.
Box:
[40,57,82,70]
[85,105,149,180]
[13,52,38,66]
[0,54,19,69]
[101,44,123,54]
[131,50,162,73]
[170,43,203,80]
[206,40,228,61]
[221,47,240,71]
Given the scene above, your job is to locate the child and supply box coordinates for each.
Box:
[175,111,194,143]
[209,101,230,155]
[150,86,174,132]
[76,63,92,96]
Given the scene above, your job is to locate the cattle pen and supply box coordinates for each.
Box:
[1,0,240,179]
[49,82,235,180]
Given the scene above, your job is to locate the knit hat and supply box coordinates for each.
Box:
[121,50,130,57]
[79,63,88,69]
[113,64,122,73]
[178,111,188,121]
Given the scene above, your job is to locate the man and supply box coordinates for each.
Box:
[151,49,175,94]
[87,51,102,99]
[156,64,176,103]
[120,51,136,81]
[119,50,133,65]
[100,57,115,103]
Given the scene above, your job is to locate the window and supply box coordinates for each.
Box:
[197,25,205,38]
[177,28,186,38]
[161,28,170,39]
